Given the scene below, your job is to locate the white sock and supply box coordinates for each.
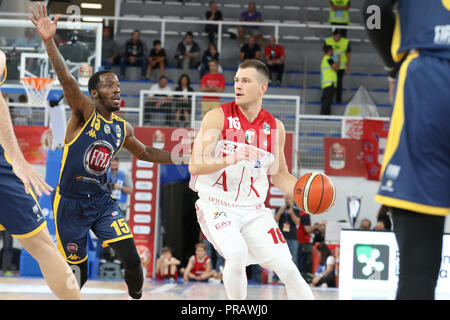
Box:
[263,257,314,300]
[222,257,247,300]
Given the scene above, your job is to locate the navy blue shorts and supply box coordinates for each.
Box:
[52,187,133,264]
[0,150,46,238]
[376,51,450,216]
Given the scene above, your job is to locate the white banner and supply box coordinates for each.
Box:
[339,230,450,298]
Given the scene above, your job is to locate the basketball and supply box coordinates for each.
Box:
[294,172,336,215]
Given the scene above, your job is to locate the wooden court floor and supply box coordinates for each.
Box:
[6,276,450,300]
[0,276,344,300]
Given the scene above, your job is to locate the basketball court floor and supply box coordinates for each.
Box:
[3,275,450,300]
[0,276,396,300]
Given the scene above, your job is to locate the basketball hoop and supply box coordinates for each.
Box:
[20,77,54,106]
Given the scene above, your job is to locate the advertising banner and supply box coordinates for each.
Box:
[324,138,365,177]
[14,125,51,164]
[339,230,450,297]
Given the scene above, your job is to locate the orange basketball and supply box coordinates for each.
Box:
[294,172,336,215]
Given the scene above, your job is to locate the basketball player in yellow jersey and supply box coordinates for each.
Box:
[29,3,188,299]
[0,50,81,299]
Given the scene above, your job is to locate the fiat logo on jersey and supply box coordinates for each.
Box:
[84,140,114,175]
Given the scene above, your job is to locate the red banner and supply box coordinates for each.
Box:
[129,127,194,278]
[13,126,51,164]
[324,138,365,177]
[265,132,293,210]
[362,119,389,180]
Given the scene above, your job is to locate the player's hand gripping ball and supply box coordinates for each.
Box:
[294,172,336,214]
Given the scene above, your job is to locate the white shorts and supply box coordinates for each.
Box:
[195,199,292,266]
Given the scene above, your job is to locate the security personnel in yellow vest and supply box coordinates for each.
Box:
[329,0,350,37]
[320,45,340,115]
[325,29,351,103]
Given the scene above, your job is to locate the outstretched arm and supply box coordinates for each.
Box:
[29,2,93,122]
[123,122,189,164]
[0,50,52,197]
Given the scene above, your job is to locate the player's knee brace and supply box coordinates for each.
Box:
[109,238,141,270]
[109,238,143,299]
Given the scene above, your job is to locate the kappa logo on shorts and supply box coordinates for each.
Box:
[67,254,81,261]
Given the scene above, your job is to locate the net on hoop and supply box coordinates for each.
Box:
[21,77,54,106]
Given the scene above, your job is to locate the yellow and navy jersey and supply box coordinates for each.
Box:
[392,0,450,61]
[58,110,126,196]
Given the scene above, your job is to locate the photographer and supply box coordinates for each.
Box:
[272,194,301,283]
[106,157,133,220]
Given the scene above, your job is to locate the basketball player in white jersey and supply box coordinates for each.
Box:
[189,60,314,300]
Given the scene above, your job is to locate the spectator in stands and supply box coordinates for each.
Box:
[200,60,225,117]
[324,29,351,103]
[146,39,166,80]
[240,35,261,62]
[101,26,120,70]
[181,242,213,282]
[13,27,39,48]
[199,43,221,78]
[264,35,285,85]
[273,194,301,283]
[329,0,350,37]
[120,29,148,79]
[54,33,67,47]
[106,156,133,220]
[238,2,263,47]
[145,74,173,126]
[376,205,392,231]
[155,246,180,282]
[311,242,336,288]
[359,218,372,230]
[312,220,326,244]
[174,74,194,127]
[374,221,387,231]
[59,30,91,63]
[174,31,201,72]
[205,0,223,45]
[274,194,300,268]
[201,233,224,279]
[297,210,314,282]
[320,44,339,115]
[14,94,31,125]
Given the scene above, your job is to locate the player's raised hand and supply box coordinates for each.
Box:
[11,157,53,197]
[28,2,60,42]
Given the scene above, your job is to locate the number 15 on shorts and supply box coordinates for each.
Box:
[111,218,130,236]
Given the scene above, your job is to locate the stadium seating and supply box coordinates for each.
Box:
[116,0,388,116]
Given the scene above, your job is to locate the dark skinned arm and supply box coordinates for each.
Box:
[123,122,190,164]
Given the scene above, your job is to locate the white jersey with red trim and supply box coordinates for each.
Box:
[190,101,277,207]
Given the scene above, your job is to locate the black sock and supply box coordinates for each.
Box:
[109,238,144,299]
